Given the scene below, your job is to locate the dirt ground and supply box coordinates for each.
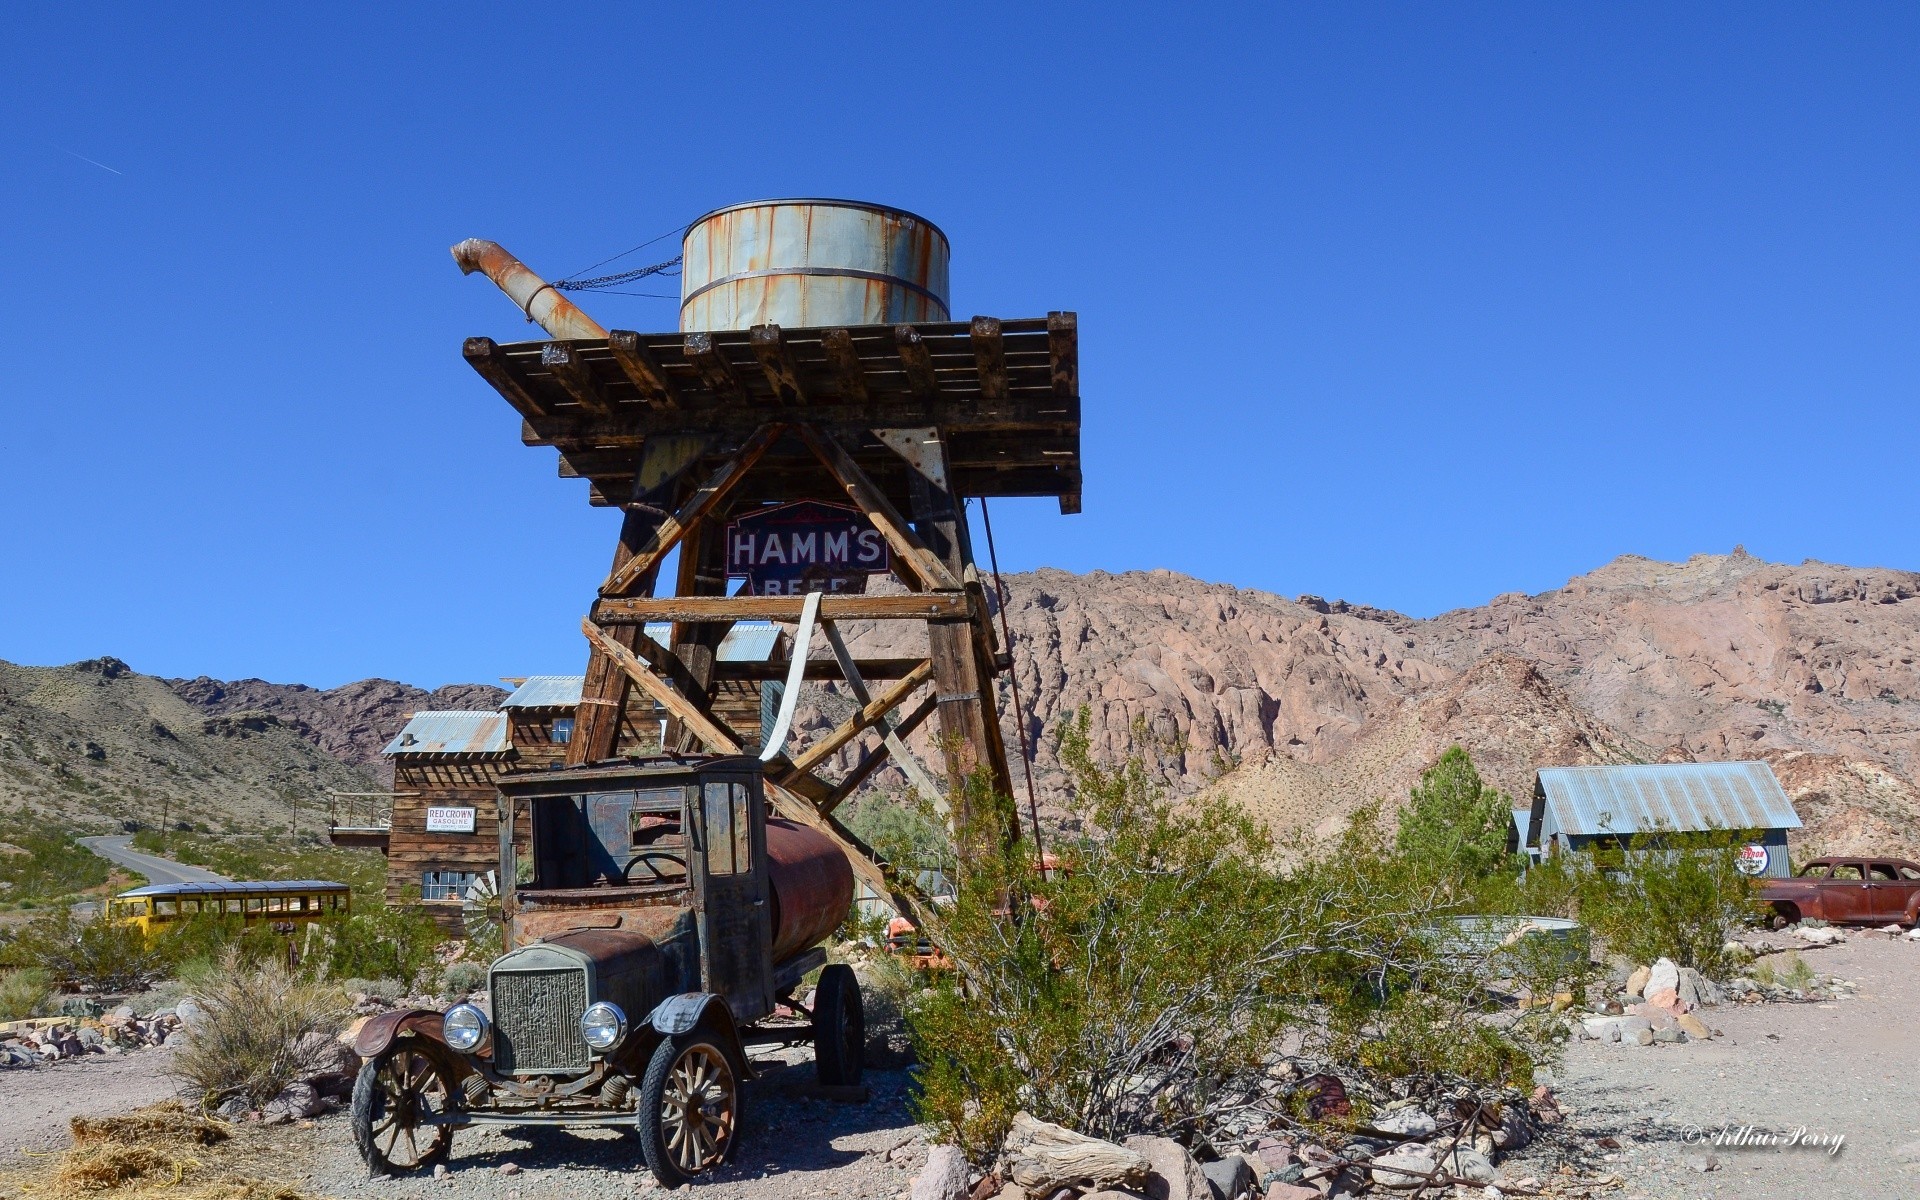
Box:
[1507,930,1920,1199]
[7,933,1920,1199]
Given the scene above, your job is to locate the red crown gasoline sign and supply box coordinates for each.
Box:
[725,500,891,596]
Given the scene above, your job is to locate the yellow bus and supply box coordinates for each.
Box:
[108,880,352,934]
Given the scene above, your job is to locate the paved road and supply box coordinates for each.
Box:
[77,835,228,885]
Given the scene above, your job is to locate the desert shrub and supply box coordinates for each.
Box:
[1569,832,1764,979]
[0,827,111,902]
[321,900,445,990]
[441,960,486,997]
[334,977,409,1001]
[909,713,1520,1160]
[0,967,54,1020]
[11,909,170,992]
[1395,746,1522,892]
[170,949,350,1108]
[154,912,288,975]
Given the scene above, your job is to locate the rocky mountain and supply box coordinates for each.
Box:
[0,657,377,833]
[6,551,1915,862]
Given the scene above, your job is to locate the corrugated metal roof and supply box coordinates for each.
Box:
[1510,807,1532,848]
[118,880,350,898]
[501,675,587,709]
[383,711,510,757]
[1532,761,1801,844]
[645,621,782,663]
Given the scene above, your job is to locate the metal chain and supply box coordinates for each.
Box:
[553,256,683,292]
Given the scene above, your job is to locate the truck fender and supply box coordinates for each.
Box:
[352,1009,453,1061]
[645,993,752,1079]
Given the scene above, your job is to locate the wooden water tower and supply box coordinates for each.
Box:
[454,200,1080,905]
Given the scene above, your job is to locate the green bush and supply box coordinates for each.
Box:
[0,967,54,1020]
[0,828,111,902]
[10,910,170,992]
[1394,746,1521,891]
[320,900,446,990]
[442,961,486,997]
[1562,831,1764,980]
[907,713,1532,1161]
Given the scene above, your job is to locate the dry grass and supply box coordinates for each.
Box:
[168,950,349,1108]
[1,1103,310,1200]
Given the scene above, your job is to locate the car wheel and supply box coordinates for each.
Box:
[351,1039,457,1177]
[1770,904,1799,930]
[639,1031,742,1187]
[812,963,864,1086]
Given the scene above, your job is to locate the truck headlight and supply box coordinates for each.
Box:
[443,1003,488,1052]
[580,1001,626,1051]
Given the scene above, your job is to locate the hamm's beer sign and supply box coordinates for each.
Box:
[726,500,891,595]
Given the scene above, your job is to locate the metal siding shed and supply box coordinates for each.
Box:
[1529,761,1801,847]
[382,711,510,757]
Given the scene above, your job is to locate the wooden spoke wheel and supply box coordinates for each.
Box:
[350,1040,457,1176]
[812,963,865,1086]
[639,1033,741,1187]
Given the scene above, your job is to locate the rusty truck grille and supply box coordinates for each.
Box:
[491,968,589,1075]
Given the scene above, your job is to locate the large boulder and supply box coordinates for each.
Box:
[1124,1136,1211,1200]
[1003,1114,1149,1195]
[913,1146,972,1200]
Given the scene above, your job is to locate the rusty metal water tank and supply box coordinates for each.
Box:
[679,199,950,332]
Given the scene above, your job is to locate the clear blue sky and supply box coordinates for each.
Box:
[3,4,1916,688]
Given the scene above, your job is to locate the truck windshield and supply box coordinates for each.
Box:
[532,787,688,888]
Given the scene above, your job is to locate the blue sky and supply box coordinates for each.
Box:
[3,4,1916,688]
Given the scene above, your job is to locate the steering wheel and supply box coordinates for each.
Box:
[624,851,688,885]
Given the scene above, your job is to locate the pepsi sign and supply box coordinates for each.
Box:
[726,501,890,595]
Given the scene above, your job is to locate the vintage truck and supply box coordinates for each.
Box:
[1756,856,1920,927]
[347,756,863,1185]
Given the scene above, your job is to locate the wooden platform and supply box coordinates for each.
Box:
[463,314,1082,513]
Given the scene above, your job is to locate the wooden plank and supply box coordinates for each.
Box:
[818,692,939,814]
[684,332,751,404]
[971,316,1008,402]
[749,324,808,405]
[820,328,869,404]
[581,618,745,754]
[780,660,934,782]
[601,424,784,596]
[820,618,947,812]
[464,337,550,419]
[541,342,614,416]
[795,425,961,591]
[894,325,939,399]
[1048,311,1078,397]
[518,392,1080,446]
[593,593,970,623]
[608,330,682,409]
[713,657,927,682]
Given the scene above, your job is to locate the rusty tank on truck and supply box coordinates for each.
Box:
[347,757,864,1186]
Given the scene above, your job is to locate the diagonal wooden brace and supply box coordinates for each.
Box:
[819,692,940,816]
[779,660,934,784]
[794,424,960,591]
[819,617,948,815]
[581,618,744,754]
[602,424,784,596]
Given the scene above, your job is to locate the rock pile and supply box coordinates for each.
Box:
[916,1095,1558,1200]
[0,1004,187,1067]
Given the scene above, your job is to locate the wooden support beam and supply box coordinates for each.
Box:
[593,593,970,624]
[820,618,947,812]
[749,324,808,405]
[464,337,549,419]
[601,424,783,596]
[541,342,614,416]
[1048,311,1078,397]
[517,392,1079,445]
[581,618,744,754]
[818,692,939,815]
[608,330,681,409]
[820,328,868,404]
[569,504,668,765]
[971,316,1008,402]
[894,325,938,399]
[684,332,751,404]
[713,657,928,682]
[780,660,934,783]
[795,425,960,591]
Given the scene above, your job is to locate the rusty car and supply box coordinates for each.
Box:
[1756,856,1920,927]
[347,756,862,1185]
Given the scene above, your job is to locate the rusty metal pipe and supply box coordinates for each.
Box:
[451,238,609,341]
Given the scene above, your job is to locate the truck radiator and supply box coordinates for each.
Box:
[491,967,590,1075]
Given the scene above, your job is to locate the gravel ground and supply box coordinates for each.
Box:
[0,1045,183,1163]
[1506,931,1920,1199]
[300,1048,926,1200]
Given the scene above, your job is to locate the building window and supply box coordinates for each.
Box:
[422,870,478,902]
[552,717,574,745]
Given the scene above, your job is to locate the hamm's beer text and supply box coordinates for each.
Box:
[726,500,891,595]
